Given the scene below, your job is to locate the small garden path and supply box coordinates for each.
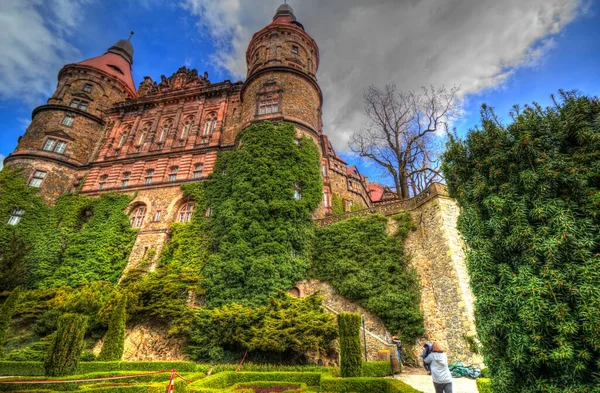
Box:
[396,367,478,393]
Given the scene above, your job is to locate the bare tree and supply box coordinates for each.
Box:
[350,84,459,199]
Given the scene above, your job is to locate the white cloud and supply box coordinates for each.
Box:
[0,154,4,171]
[180,0,584,151]
[0,0,91,105]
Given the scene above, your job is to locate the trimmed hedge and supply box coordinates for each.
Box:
[476,378,491,393]
[361,361,392,377]
[338,313,362,378]
[98,294,127,361]
[44,313,88,376]
[0,361,200,376]
[195,371,322,389]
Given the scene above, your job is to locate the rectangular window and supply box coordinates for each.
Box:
[7,208,25,225]
[145,169,154,185]
[121,172,130,188]
[193,164,203,179]
[70,99,80,108]
[321,165,327,177]
[153,211,162,222]
[258,98,279,115]
[169,167,178,182]
[29,170,46,188]
[78,101,88,111]
[323,192,329,207]
[292,45,298,54]
[62,115,74,127]
[42,138,68,154]
[98,175,108,190]
[82,84,93,92]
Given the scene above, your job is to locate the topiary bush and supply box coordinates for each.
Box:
[338,313,362,378]
[44,313,88,376]
[98,293,127,361]
[0,286,21,353]
[476,378,492,393]
[443,91,600,392]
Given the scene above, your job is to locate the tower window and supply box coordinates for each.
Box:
[258,96,279,115]
[178,202,194,223]
[130,205,146,228]
[193,163,203,179]
[29,170,47,188]
[42,138,68,154]
[108,64,124,75]
[145,169,154,184]
[323,192,329,208]
[98,175,108,190]
[7,208,25,225]
[69,99,89,111]
[321,165,327,177]
[121,172,131,187]
[82,83,93,93]
[291,45,298,54]
[168,166,178,182]
[61,115,74,127]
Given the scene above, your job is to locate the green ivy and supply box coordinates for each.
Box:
[201,121,322,307]
[0,286,21,354]
[332,194,345,216]
[0,169,136,289]
[442,91,600,393]
[312,214,424,341]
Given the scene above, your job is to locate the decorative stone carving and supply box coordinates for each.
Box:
[137,66,210,97]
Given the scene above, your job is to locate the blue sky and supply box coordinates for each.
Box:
[1,0,598,186]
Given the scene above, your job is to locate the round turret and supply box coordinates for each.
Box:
[5,36,137,202]
[240,4,322,138]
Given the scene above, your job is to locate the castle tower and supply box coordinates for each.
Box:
[5,36,137,202]
[240,4,323,143]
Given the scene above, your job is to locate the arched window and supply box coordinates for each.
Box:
[130,205,146,228]
[168,166,178,182]
[158,119,173,143]
[118,126,131,148]
[137,123,152,146]
[180,116,195,140]
[193,163,203,179]
[203,114,217,136]
[178,202,194,223]
[98,174,108,190]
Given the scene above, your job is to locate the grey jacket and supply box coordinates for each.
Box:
[423,352,452,384]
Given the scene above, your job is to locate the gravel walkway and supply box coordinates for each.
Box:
[396,368,478,393]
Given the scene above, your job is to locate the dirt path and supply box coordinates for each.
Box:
[396,368,478,393]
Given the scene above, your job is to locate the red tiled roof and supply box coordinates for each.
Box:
[76,52,137,97]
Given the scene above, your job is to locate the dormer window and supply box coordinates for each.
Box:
[42,138,68,154]
[291,45,298,54]
[108,64,124,75]
[69,99,88,111]
[82,84,93,93]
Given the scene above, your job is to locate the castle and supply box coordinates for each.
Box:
[3,4,478,363]
[4,4,383,270]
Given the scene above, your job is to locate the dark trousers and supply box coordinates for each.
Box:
[433,382,453,393]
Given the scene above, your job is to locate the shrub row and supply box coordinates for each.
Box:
[195,371,322,389]
[476,378,491,393]
[0,361,200,376]
[361,361,392,377]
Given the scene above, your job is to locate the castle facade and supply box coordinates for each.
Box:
[5,4,381,268]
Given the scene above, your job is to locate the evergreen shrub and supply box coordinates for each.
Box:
[443,91,600,392]
[44,313,88,376]
[476,378,492,393]
[98,293,127,361]
[0,286,21,353]
[361,361,392,377]
[337,313,362,378]
[313,215,423,341]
